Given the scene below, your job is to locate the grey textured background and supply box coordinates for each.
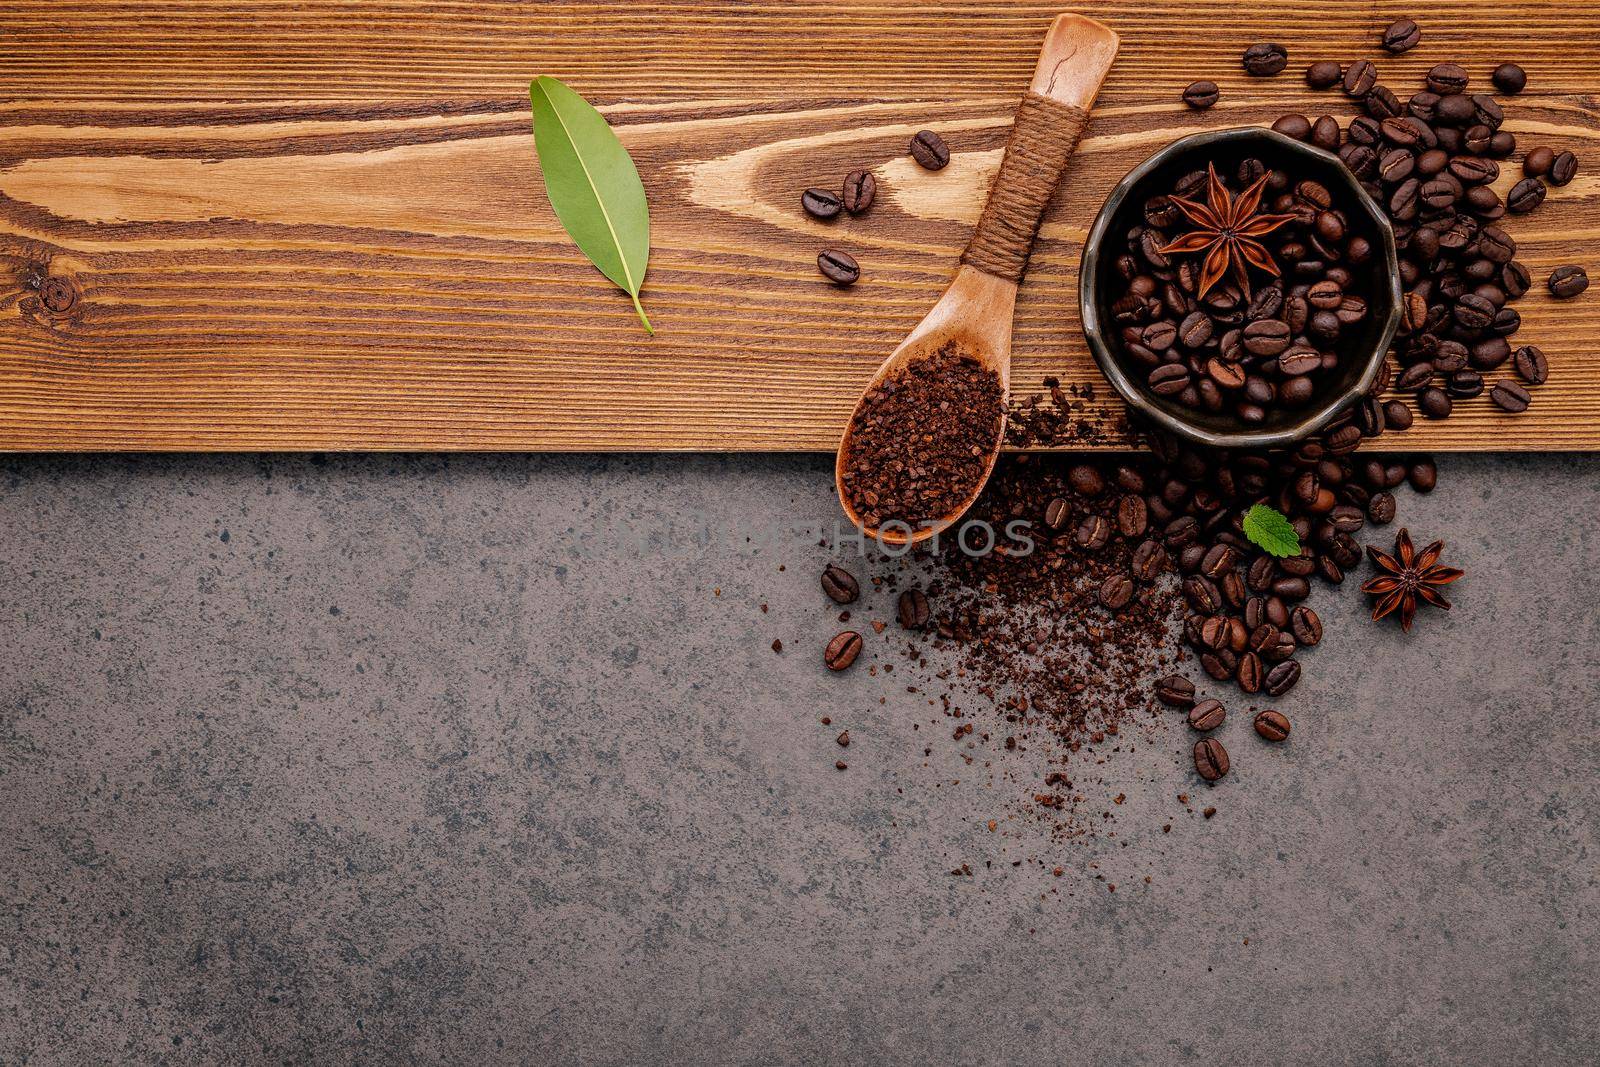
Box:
[1,452,1596,1066]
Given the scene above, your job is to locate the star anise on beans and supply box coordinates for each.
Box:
[1157,163,1296,298]
[1361,528,1464,632]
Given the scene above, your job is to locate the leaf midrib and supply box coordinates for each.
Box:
[535,79,637,297]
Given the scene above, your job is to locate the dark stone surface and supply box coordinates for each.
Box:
[1,453,1596,1064]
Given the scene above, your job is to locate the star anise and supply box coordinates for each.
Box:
[1156,164,1296,298]
[1361,528,1464,632]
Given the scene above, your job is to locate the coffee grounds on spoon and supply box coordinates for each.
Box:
[840,341,1005,531]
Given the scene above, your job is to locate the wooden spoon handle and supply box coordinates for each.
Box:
[960,13,1119,283]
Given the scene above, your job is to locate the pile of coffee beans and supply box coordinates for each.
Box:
[802,131,953,287]
[1245,32,1588,420]
[1109,165,1377,424]
[839,342,1004,531]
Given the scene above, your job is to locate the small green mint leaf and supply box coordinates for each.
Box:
[1242,503,1301,558]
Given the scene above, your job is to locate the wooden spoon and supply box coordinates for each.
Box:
[835,13,1119,545]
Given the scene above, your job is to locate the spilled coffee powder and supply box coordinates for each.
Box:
[840,342,1004,531]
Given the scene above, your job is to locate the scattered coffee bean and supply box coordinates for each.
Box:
[1344,60,1377,97]
[1427,62,1469,95]
[802,187,842,220]
[1194,737,1230,781]
[1409,458,1438,493]
[897,588,930,629]
[1188,698,1226,732]
[841,170,876,214]
[1381,18,1421,53]
[1183,80,1220,109]
[1492,62,1526,94]
[1513,345,1548,385]
[1490,379,1531,412]
[1272,113,1311,140]
[821,564,859,604]
[818,249,860,285]
[1156,674,1196,707]
[1548,265,1589,299]
[1254,709,1292,741]
[1548,151,1578,186]
[1099,574,1135,610]
[824,631,863,671]
[1243,43,1289,76]
[1306,61,1342,89]
[1523,146,1554,176]
[1506,177,1546,214]
[909,130,950,170]
[1265,660,1301,697]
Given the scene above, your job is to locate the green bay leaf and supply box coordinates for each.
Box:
[529,76,653,333]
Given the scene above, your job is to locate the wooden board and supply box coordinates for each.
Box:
[1,0,1597,452]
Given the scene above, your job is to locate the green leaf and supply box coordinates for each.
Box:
[1242,504,1302,559]
[529,76,653,333]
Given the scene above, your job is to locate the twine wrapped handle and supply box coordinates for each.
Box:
[960,92,1091,284]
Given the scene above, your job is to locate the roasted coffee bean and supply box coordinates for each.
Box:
[824,631,863,671]
[1200,615,1230,651]
[1254,710,1292,741]
[1290,605,1322,646]
[1305,116,1339,151]
[1472,94,1504,130]
[1182,80,1220,109]
[1156,674,1196,707]
[1265,659,1302,697]
[818,249,860,285]
[1381,18,1420,53]
[1184,575,1221,615]
[909,130,950,170]
[1549,265,1589,299]
[1132,538,1167,580]
[1189,698,1226,732]
[1099,574,1135,611]
[1384,400,1414,431]
[1427,62,1469,95]
[821,564,859,604]
[1201,650,1236,681]
[1514,345,1549,385]
[1237,651,1264,693]
[802,187,843,220]
[1243,42,1289,76]
[1524,146,1555,177]
[1436,92,1474,124]
[1448,368,1485,398]
[1306,61,1342,89]
[1409,459,1438,493]
[1417,387,1452,419]
[1178,311,1214,348]
[1506,177,1546,214]
[841,170,876,214]
[1492,62,1527,94]
[1395,362,1434,391]
[1075,514,1112,551]
[1548,151,1578,186]
[897,588,931,629]
[1368,490,1397,524]
[1365,86,1403,120]
[1193,738,1230,782]
[1490,379,1531,413]
[1068,464,1105,497]
[1044,497,1071,531]
[1379,148,1415,183]
[1344,60,1378,97]
[1272,113,1312,141]
[1116,494,1149,537]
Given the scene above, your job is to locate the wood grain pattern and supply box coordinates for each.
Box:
[1,0,1597,451]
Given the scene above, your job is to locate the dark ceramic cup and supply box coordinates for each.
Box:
[1080,127,1402,449]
